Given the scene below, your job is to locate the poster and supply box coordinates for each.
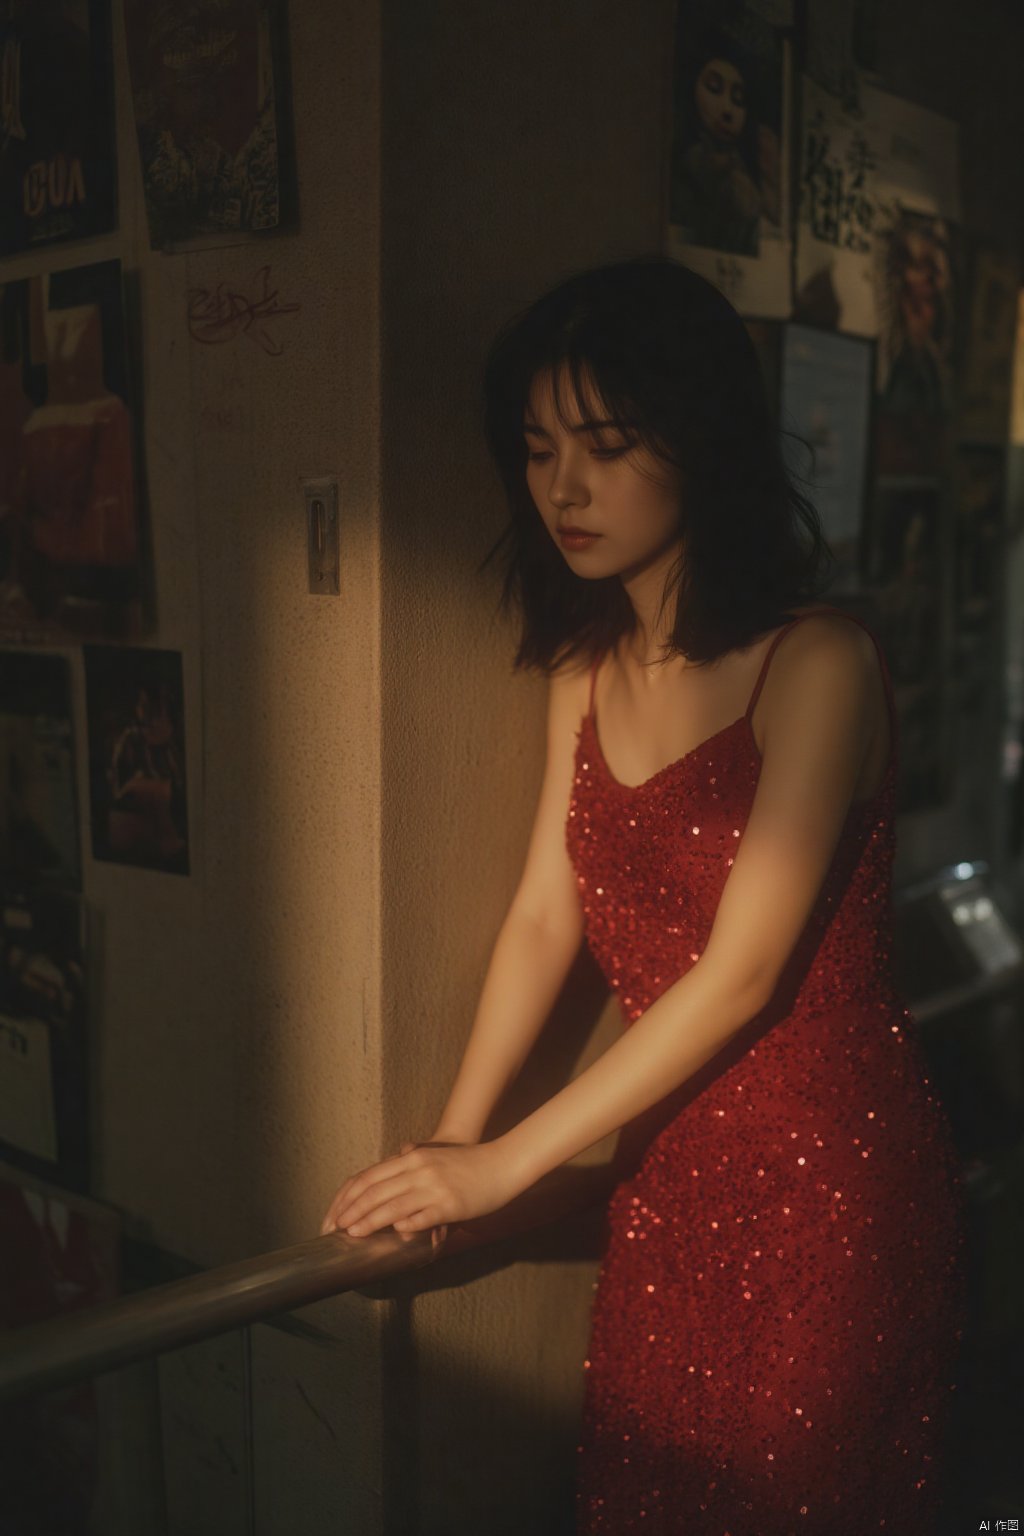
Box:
[780,323,872,586]
[0,0,117,256]
[803,0,882,107]
[953,447,1004,638]
[795,74,960,338]
[960,248,1019,443]
[84,646,189,875]
[865,482,953,811]
[0,1162,119,1533]
[0,890,88,1187]
[0,651,80,891]
[124,0,287,249]
[0,262,144,644]
[667,1,793,317]
[875,209,956,413]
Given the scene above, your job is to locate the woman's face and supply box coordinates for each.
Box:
[695,57,747,144]
[523,366,684,584]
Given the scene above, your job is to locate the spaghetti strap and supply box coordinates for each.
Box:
[744,605,898,752]
[744,619,802,722]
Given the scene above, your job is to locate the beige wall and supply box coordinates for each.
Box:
[377,4,676,1528]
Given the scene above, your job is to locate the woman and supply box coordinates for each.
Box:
[320,257,968,1533]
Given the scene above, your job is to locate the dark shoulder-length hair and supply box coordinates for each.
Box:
[479,255,834,675]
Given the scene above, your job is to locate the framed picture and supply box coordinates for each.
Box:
[780,323,873,589]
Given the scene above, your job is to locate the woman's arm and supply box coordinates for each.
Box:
[429,909,582,1143]
[324,618,883,1240]
[497,618,879,1188]
[423,662,591,1143]
[319,662,592,1234]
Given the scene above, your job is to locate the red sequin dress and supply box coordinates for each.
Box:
[567,607,968,1535]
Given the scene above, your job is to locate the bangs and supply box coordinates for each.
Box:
[524,332,677,471]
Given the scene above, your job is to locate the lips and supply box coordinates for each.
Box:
[558,526,599,536]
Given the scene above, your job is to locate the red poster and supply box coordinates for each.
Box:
[0,1164,120,1531]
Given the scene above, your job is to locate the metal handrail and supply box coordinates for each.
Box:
[0,1161,616,1403]
[0,1228,437,1403]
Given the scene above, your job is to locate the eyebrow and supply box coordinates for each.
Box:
[522,418,630,438]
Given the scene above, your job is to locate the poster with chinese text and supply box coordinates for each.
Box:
[795,74,960,338]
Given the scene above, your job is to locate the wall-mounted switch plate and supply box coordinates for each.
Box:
[303,479,339,596]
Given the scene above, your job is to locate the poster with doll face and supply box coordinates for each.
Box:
[875,209,956,415]
[666,1,794,318]
[0,260,144,644]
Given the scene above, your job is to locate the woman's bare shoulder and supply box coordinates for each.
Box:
[764,609,880,703]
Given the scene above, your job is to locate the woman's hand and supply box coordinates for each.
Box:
[318,1139,521,1241]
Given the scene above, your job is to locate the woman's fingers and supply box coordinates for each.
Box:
[321,1153,411,1233]
[339,1171,420,1233]
[320,1144,448,1238]
[346,1191,435,1236]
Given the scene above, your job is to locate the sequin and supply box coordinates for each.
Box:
[568,609,969,1534]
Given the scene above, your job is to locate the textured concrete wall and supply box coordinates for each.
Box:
[377,3,676,1529]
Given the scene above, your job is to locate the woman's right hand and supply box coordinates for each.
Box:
[394,1136,475,1251]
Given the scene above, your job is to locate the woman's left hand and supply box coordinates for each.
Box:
[319,1140,522,1239]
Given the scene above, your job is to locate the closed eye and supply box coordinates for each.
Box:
[526,446,628,462]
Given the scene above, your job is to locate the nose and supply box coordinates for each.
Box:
[547,455,589,510]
